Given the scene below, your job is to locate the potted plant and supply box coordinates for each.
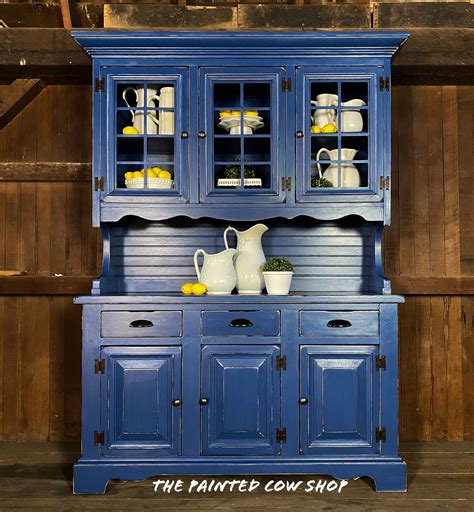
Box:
[261,257,294,295]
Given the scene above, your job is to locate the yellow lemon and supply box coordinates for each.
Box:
[230,110,240,116]
[158,170,172,180]
[132,171,142,178]
[146,168,156,178]
[124,171,133,180]
[244,110,259,116]
[181,283,194,295]
[310,125,322,134]
[219,110,232,117]
[152,166,162,174]
[192,283,207,296]
[321,124,337,133]
[122,126,139,135]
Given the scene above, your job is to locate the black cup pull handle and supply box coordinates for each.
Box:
[327,319,352,328]
[229,318,254,328]
[129,319,154,328]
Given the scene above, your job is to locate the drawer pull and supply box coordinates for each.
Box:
[228,318,254,328]
[129,319,154,328]
[299,397,308,405]
[327,319,352,328]
[199,398,208,406]
[172,399,182,407]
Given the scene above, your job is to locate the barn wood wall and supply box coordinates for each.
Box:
[0,84,472,442]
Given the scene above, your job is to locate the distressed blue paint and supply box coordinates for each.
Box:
[72,30,407,495]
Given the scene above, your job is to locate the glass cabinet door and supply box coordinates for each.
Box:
[296,68,383,203]
[199,68,287,203]
[102,68,189,202]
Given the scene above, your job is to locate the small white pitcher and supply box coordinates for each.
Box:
[194,248,238,295]
[340,99,366,132]
[311,94,338,128]
[316,148,361,188]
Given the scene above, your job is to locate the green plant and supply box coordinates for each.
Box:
[261,257,294,273]
[224,156,256,180]
[311,176,333,188]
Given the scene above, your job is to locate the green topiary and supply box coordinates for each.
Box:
[224,156,256,180]
[311,176,333,188]
[261,257,294,273]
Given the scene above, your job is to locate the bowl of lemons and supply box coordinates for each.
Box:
[124,167,174,189]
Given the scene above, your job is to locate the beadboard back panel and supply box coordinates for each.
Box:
[101,217,383,294]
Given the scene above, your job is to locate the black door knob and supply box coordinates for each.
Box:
[296,130,304,138]
[299,397,308,405]
[172,399,182,407]
[199,398,208,405]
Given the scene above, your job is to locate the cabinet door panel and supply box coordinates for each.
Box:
[295,67,383,204]
[201,345,280,455]
[199,68,287,204]
[100,67,189,204]
[101,346,181,456]
[300,345,379,455]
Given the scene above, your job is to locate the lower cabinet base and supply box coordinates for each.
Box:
[73,458,407,494]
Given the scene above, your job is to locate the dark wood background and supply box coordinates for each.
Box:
[0,82,472,442]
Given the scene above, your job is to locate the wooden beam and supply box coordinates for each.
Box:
[60,0,73,29]
[0,162,91,182]
[0,276,92,295]
[392,277,474,296]
[0,79,45,129]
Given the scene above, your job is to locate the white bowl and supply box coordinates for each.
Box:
[125,177,174,189]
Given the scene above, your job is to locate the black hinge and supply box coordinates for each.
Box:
[276,427,287,443]
[282,78,292,92]
[376,355,386,371]
[376,427,386,443]
[94,177,104,192]
[95,78,105,92]
[276,355,287,371]
[281,177,291,191]
[94,358,105,374]
[94,430,104,446]
[379,77,390,92]
[380,176,390,190]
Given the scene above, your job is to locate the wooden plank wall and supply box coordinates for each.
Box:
[0,84,472,441]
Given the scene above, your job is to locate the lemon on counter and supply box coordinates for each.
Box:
[132,171,142,178]
[192,283,207,296]
[181,283,194,295]
[310,125,322,134]
[122,126,139,135]
[321,124,337,133]
[157,170,172,180]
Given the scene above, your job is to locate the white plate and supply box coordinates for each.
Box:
[217,115,264,133]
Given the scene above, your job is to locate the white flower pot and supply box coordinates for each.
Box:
[263,272,293,295]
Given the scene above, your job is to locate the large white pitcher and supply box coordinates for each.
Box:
[224,223,268,294]
[311,94,338,128]
[194,248,238,295]
[316,148,361,188]
[148,86,175,135]
[122,86,160,134]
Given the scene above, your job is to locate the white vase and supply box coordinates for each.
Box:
[263,272,293,295]
[224,223,268,294]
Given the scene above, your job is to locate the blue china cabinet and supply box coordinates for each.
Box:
[72,31,409,494]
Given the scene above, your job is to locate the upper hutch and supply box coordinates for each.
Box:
[72,31,409,494]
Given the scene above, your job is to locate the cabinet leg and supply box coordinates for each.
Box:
[73,464,110,494]
[370,462,407,492]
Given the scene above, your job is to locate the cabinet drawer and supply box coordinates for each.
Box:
[101,311,182,338]
[201,310,280,337]
[299,310,379,337]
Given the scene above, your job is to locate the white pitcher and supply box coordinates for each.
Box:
[149,86,175,135]
[340,99,366,132]
[316,148,361,188]
[311,94,338,129]
[224,223,268,294]
[122,86,160,134]
[194,248,238,295]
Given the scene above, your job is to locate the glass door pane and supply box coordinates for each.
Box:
[296,69,381,203]
[200,68,286,203]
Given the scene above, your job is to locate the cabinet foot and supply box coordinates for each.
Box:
[369,461,407,492]
[73,464,111,494]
